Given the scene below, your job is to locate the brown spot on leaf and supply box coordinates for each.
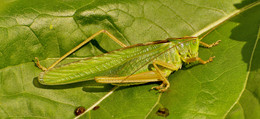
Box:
[93,106,100,110]
[75,106,86,116]
[156,107,169,117]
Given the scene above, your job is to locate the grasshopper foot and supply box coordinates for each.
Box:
[196,56,215,64]
[211,40,221,47]
[205,56,215,63]
[200,40,221,48]
[206,40,221,48]
[34,57,47,71]
[151,83,169,92]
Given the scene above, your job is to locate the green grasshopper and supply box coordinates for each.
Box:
[35,30,220,92]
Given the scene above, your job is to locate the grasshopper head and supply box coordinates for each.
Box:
[170,37,200,63]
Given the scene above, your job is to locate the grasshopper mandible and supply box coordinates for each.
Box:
[35,30,220,92]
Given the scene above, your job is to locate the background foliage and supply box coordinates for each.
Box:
[0,0,259,118]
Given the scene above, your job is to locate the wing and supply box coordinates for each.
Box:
[38,42,173,85]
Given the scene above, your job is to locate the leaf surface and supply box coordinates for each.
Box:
[0,0,259,118]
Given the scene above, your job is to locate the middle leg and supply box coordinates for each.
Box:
[186,56,215,64]
[151,60,180,92]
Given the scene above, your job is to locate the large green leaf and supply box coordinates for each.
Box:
[0,0,259,118]
[226,8,260,119]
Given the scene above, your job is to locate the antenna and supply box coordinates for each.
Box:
[199,26,216,40]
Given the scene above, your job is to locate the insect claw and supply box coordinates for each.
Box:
[209,56,215,62]
[151,83,169,92]
[158,89,167,93]
[215,40,221,45]
[34,57,47,71]
[196,56,216,64]
[209,40,221,47]
[200,40,221,48]
[211,40,221,46]
[151,86,161,90]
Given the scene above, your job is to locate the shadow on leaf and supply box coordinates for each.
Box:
[230,1,260,71]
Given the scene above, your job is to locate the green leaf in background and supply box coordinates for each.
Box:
[0,0,259,119]
[226,7,260,119]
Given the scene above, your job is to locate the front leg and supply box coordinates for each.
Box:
[200,40,221,48]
